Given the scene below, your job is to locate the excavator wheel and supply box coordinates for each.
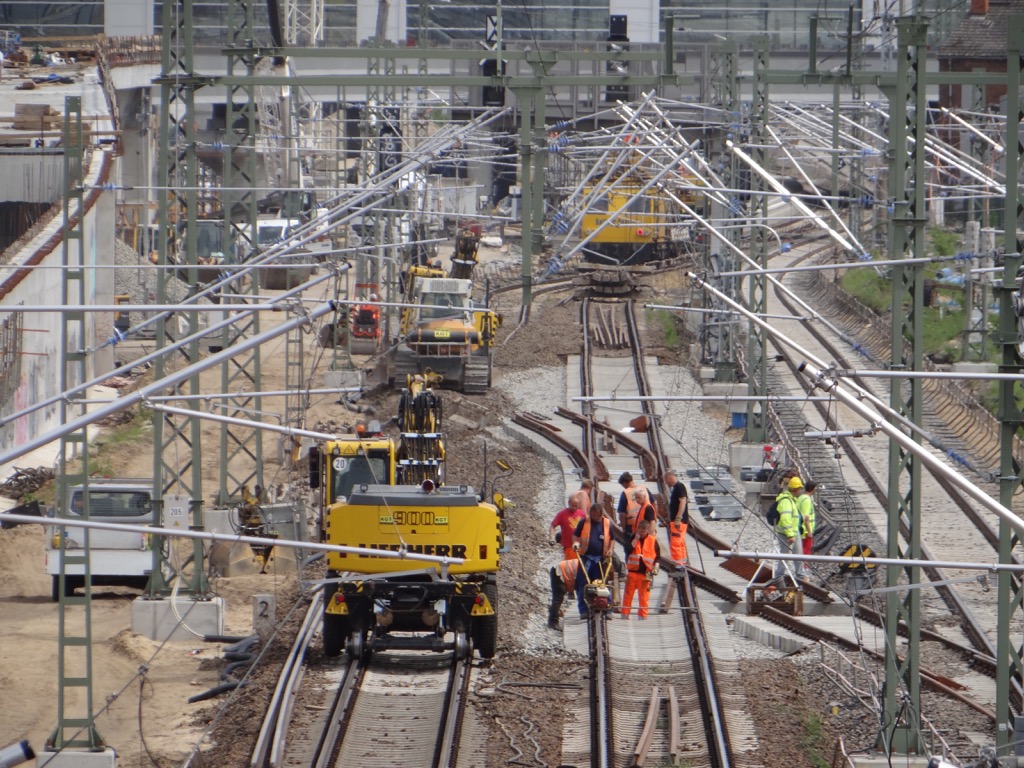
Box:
[349,336,380,356]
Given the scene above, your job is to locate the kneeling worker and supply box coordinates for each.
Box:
[547,558,580,630]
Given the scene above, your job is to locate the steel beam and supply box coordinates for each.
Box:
[745,36,769,442]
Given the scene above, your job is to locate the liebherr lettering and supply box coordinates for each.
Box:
[356,543,468,559]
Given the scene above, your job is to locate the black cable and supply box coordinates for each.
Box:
[137,673,165,768]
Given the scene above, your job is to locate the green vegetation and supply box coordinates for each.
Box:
[921,306,966,361]
[839,264,891,314]
[837,226,1000,363]
[800,712,831,768]
[648,308,681,348]
[929,227,959,258]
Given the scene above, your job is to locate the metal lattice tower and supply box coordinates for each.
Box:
[707,42,739,380]
[216,0,266,505]
[995,19,1024,756]
[285,0,324,46]
[48,95,103,753]
[154,0,206,596]
[879,18,929,753]
[745,36,770,442]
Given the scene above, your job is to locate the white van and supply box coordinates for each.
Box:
[45,480,156,601]
[256,217,297,248]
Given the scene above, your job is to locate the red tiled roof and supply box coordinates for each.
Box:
[938,0,1024,58]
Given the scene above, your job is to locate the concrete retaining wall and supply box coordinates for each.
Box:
[0,147,117,466]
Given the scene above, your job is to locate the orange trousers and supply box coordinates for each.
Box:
[668,521,688,565]
[621,571,651,618]
[563,546,577,562]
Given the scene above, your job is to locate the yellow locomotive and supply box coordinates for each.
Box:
[321,481,502,659]
[577,162,703,265]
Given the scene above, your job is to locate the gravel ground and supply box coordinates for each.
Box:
[113,238,212,343]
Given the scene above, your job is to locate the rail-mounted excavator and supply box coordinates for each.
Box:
[310,377,504,660]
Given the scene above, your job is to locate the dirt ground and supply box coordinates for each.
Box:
[0,257,989,768]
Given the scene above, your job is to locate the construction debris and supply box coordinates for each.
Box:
[0,466,54,500]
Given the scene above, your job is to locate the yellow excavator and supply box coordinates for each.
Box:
[391,265,500,393]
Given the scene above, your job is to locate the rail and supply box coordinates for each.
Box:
[248,593,323,768]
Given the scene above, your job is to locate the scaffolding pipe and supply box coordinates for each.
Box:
[0,512,463,566]
[0,301,339,468]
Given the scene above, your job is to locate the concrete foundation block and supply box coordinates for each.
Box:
[702,382,746,399]
[37,748,117,768]
[952,361,997,375]
[323,367,364,389]
[131,596,225,642]
[732,615,807,654]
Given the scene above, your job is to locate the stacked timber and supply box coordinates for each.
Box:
[11,103,61,130]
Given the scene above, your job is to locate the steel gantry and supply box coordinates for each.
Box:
[220,0,267,506]
[154,0,212,598]
[703,41,740,382]
[879,18,929,753]
[996,17,1024,758]
[745,36,770,442]
[749,14,1022,756]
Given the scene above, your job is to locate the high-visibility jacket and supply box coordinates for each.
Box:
[774,490,800,539]
[797,493,816,538]
[558,558,581,590]
[632,501,656,533]
[577,516,614,558]
[627,533,657,574]
[618,487,640,524]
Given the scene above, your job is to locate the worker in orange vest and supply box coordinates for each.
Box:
[547,558,581,630]
[630,486,658,533]
[572,503,614,619]
[616,472,639,537]
[621,518,660,620]
[664,469,689,567]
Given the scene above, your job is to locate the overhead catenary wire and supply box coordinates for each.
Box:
[688,271,1024,540]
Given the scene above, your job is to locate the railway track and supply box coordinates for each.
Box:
[252,629,474,768]
[250,242,1010,767]
[748,234,1014,715]
[529,297,743,767]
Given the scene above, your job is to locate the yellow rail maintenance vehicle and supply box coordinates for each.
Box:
[322,480,503,659]
[307,421,397,520]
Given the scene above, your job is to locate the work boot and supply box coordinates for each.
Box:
[547,620,562,631]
